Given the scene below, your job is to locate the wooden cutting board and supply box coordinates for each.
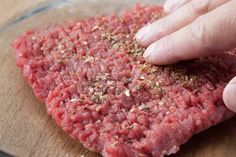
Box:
[0,0,236,157]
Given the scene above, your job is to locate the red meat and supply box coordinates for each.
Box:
[12,5,236,157]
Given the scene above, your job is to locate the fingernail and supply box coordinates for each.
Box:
[164,0,186,13]
[135,25,152,43]
[143,43,157,59]
[223,77,236,112]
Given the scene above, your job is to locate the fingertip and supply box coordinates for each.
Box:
[143,42,156,60]
[135,25,152,47]
[223,77,236,112]
[143,41,175,65]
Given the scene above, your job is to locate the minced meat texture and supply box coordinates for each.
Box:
[13,5,236,157]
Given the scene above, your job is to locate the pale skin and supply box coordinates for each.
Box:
[135,0,236,112]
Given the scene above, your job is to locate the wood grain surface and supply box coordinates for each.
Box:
[0,0,48,26]
[0,0,236,157]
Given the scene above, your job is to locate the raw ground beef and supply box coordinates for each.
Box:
[13,4,236,157]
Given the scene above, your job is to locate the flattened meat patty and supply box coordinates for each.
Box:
[13,5,236,157]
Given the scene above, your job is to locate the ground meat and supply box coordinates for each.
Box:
[12,4,236,157]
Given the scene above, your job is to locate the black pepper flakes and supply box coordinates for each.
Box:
[58,57,67,65]
[139,103,149,112]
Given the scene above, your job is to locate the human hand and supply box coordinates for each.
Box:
[135,0,236,112]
